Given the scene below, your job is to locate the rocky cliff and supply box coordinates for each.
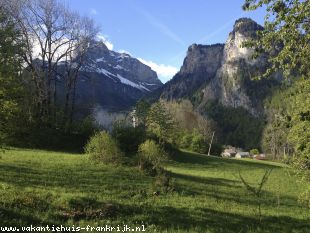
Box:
[158,18,278,115]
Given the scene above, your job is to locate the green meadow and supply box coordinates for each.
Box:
[0,148,309,232]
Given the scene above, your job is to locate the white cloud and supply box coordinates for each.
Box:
[96,34,114,50]
[90,8,98,15]
[138,58,178,83]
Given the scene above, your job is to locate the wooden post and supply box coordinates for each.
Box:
[208,131,215,156]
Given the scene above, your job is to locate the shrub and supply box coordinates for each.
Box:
[190,131,207,154]
[152,170,175,194]
[138,140,167,173]
[85,131,124,164]
[112,122,146,154]
[179,133,192,149]
[250,148,260,156]
[209,143,223,156]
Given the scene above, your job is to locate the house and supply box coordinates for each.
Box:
[235,152,250,158]
[254,154,266,160]
[221,148,237,157]
[221,148,237,158]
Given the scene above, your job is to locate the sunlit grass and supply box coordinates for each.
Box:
[0,148,309,232]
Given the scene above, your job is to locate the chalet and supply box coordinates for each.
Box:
[221,148,237,157]
[235,152,250,158]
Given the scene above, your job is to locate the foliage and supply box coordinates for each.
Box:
[0,8,25,146]
[111,121,146,154]
[190,129,208,154]
[204,101,264,150]
[158,100,220,154]
[146,102,176,145]
[178,130,207,153]
[263,78,310,206]
[138,140,168,173]
[243,0,310,79]
[85,131,124,164]
[2,0,99,127]
[134,99,151,126]
[152,170,175,194]
[0,2,99,151]
[250,149,260,155]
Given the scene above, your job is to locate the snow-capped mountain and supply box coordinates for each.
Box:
[66,41,163,113]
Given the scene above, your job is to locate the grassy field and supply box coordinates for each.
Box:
[0,148,309,232]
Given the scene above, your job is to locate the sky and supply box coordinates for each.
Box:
[66,0,267,83]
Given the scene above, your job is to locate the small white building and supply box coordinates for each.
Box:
[221,148,237,158]
[235,152,250,159]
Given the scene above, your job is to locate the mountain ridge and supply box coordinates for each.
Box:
[58,41,163,114]
[155,17,278,116]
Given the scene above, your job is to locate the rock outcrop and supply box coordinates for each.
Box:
[158,18,277,115]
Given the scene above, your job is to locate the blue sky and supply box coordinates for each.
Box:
[66,0,267,83]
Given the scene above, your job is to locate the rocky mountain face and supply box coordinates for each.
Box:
[67,41,162,113]
[160,43,224,99]
[159,18,278,116]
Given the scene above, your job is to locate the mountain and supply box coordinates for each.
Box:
[157,18,279,116]
[64,41,163,114]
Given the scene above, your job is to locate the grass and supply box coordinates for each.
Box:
[0,148,309,232]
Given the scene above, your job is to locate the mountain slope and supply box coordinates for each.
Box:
[158,18,279,116]
[60,41,163,113]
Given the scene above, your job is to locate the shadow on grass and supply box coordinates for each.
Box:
[119,203,310,233]
[170,169,300,209]
[0,162,148,194]
[170,150,283,170]
[0,207,53,227]
[172,172,238,187]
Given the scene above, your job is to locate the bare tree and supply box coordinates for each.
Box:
[2,0,99,125]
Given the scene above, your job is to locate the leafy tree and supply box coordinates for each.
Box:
[0,8,25,145]
[85,131,124,164]
[243,0,310,78]
[2,0,99,126]
[244,0,310,206]
[111,120,146,154]
[250,148,260,155]
[190,129,207,154]
[205,101,264,150]
[138,140,167,172]
[146,101,176,145]
[135,99,151,126]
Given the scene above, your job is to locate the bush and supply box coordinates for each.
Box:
[138,140,167,173]
[191,133,207,154]
[85,131,124,164]
[179,133,192,149]
[209,143,223,156]
[250,148,260,156]
[112,122,146,154]
[152,170,175,194]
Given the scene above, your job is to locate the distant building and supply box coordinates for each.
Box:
[254,154,266,160]
[235,152,250,158]
[221,148,237,158]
